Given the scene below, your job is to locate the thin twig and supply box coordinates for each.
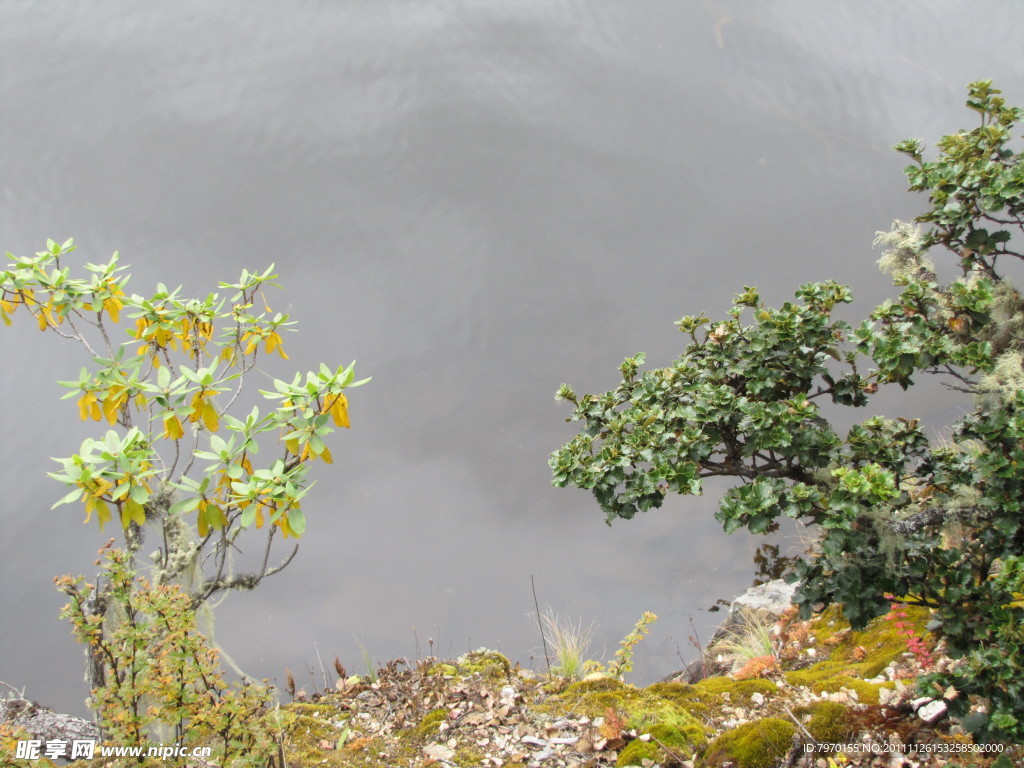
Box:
[649,733,692,765]
[531,574,552,676]
[0,680,26,699]
[313,642,329,690]
[782,704,818,746]
[688,614,708,680]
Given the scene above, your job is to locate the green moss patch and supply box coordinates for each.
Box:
[785,668,893,705]
[627,722,706,765]
[543,676,708,738]
[806,602,933,678]
[455,649,512,680]
[690,677,777,707]
[453,746,486,766]
[803,700,854,743]
[410,707,448,740]
[783,602,929,705]
[616,738,661,767]
[703,717,796,768]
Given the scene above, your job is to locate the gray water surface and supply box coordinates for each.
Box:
[2,1,1023,716]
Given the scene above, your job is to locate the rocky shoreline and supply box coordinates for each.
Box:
[3,580,1021,767]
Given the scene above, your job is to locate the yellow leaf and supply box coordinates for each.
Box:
[202,401,219,432]
[197,500,210,537]
[78,391,101,422]
[103,389,127,425]
[320,445,333,464]
[37,309,48,330]
[78,393,93,421]
[124,498,146,527]
[189,391,206,423]
[286,437,300,455]
[152,326,168,347]
[94,499,111,530]
[163,414,184,440]
[266,332,288,359]
[329,394,350,428]
[91,477,113,498]
[103,296,122,323]
[300,442,311,462]
[242,331,259,355]
[42,300,60,328]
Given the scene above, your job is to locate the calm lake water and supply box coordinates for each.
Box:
[2,1,1023,716]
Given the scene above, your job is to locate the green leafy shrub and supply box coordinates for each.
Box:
[551,81,1024,741]
[57,543,285,766]
[2,242,367,602]
[2,242,367,701]
[584,611,658,681]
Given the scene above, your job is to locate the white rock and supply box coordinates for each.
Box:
[730,579,799,615]
[910,696,933,711]
[750,692,765,707]
[424,744,455,761]
[917,699,948,724]
[878,686,898,707]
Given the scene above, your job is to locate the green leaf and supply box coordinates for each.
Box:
[169,498,201,515]
[287,506,306,536]
[52,488,84,508]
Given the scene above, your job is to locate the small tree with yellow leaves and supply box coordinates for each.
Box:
[2,239,367,680]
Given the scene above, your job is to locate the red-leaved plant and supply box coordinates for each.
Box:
[883,594,934,671]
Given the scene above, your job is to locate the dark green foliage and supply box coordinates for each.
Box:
[551,81,1024,741]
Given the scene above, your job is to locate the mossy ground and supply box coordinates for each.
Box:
[783,602,919,704]
[42,605,1022,767]
[148,604,1024,766]
[702,717,796,768]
